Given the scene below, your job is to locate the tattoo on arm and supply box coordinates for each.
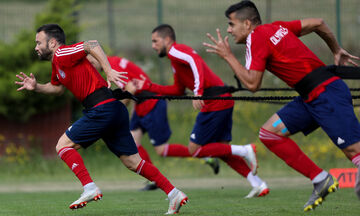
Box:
[84,40,99,54]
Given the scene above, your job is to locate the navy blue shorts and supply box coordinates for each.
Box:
[277,79,360,149]
[190,107,233,145]
[130,100,171,146]
[66,100,138,156]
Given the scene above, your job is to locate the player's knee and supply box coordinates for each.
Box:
[154,144,166,156]
[121,154,142,171]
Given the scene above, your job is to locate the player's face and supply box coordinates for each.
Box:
[35,31,53,61]
[227,12,250,44]
[152,32,167,58]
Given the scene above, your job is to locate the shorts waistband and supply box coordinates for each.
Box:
[294,66,336,100]
[82,87,115,109]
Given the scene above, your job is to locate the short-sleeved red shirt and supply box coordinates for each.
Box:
[149,43,234,112]
[245,20,339,101]
[51,42,108,102]
[107,56,158,117]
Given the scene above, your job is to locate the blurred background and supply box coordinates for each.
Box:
[0,0,359,183]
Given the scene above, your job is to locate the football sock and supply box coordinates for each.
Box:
[162,144,191,157]
[312,170,328,184]
[230,145,248,157]
[137,145,153,164]
[351,153,360,167]
[136,159,174,194]
[247,172,263,187]
[192,142,231,157]
[259,128,322,180]
[58,147,93,186]
[167,188,180,199]
[83,182,97,191]
[220,155,251,178]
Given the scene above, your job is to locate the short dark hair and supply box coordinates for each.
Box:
[36,24,66,45]
[152,24,176,41]
[225,1,262,25]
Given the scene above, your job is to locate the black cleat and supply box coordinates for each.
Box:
[205,158,220,175]
[140,182,158,191]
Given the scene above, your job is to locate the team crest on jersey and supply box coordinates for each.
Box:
[58,68,66,79]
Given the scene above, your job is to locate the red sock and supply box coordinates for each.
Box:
[259,128,322,180]
[136,159,174,194]
[58,147,93,186]
[221,155,251,178]
[192,142,232,157]
[137,145,153,164]
[351,153,360,167]
[162,144,191,157]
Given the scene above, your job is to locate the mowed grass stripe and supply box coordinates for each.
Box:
[0,187,358,216]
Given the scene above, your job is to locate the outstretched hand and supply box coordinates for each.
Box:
[106,69,128,88]
[334,48,360,66]
[15,72,37,91]
[203,28,232,59]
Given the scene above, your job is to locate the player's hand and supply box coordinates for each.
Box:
[334,48,360,66]
[192,95,205,110]
[106,69,128,88]
[203,28,232,60]
[15,72,37,91]
[133,74,151,90]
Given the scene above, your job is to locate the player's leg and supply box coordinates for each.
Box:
[131,128,153,164]
[118,153,188,214]
[130,112,153,164]
[188,108,257,174]
[145,99,191,157]
[130,128,158,191]
[261,96,337,211]
[145,100,220,173]
[57,131,102,209]
[312,81,360,202]
[219,154,269,198]
[104,101,188,214]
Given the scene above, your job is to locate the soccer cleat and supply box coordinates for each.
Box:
[205,158,220,175]
[165,190,188,215]
[140,182,158,191]
[244,182,270,198]
[355,166,360,200]
[303,174,339,212]
[244,144,258,175]
[69,187,103,210]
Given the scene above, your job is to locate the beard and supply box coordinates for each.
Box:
[37,44,52,61]
[158,47,167,58]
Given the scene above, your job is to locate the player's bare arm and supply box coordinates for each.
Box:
[15,71,64,95]
[300,18,360,66]
[83,40,128,87]
[203,28,264,92]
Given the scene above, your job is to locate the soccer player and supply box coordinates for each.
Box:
[15,23,187,214]
[203,0,360,211]
[89,55,221,191]
[134,24,270,198]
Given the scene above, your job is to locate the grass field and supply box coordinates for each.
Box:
[0,180,359,216]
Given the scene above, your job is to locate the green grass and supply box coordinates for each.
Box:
[0,185,359,216]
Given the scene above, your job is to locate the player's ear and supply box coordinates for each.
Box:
[48,38,57,49]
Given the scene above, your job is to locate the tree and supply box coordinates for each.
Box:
[0,0,80,122]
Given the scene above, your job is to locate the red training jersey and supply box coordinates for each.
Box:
[148,42,234,112]
[245,20,338,101]
[107,56,158,117]
[51,42,108,102]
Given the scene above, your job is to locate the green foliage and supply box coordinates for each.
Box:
[0,0,80,122]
